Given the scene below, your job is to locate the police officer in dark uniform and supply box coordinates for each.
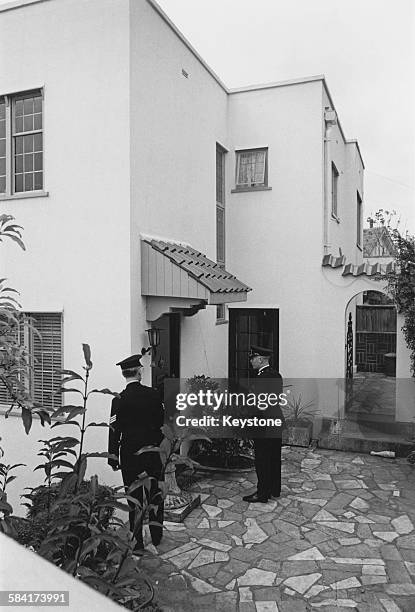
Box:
[242,345,284,503]
[108,354,164,552]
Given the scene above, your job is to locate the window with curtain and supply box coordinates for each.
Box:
[235,148,267,188]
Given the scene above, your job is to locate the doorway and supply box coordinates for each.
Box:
[228,308,279,382]
[345,291,397,424]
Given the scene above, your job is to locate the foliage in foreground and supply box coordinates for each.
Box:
[385,230,415,376]
[369,210,415,376]
[1,345,161,610]
[0,214,51,432]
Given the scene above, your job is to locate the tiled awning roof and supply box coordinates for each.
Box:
[322,254,397,277]
[141,239,251,305]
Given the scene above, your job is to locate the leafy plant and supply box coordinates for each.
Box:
[384,230,415,376]
[185,374,253,468]
[282,394,319,424]
[17,345,159,609]
[0,214,51,432]
[0,439,24,537]
[368,210,415,376]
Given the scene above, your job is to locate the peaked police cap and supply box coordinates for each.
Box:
[116,354,143,369]
[249,345,273,358]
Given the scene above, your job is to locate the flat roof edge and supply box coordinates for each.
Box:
[0,0,50,12]
[322,79,365,169]
[146,0,229,93]
[228,74,325,94]
[346,139,365,168]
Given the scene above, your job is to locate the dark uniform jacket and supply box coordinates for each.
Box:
[254,365,285,435]
[108,381,164,468]
[251,365,285,497]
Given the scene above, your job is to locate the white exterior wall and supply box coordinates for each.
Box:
[1,0,412,515]
[129,0,230,380]
[0,0,132,507]
[227,81,325,377]
[323,87,364,266]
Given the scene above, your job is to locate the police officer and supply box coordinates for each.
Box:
[108,354,164,552]
[242,345,284,503]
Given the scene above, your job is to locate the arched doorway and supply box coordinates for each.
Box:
[344,290,397,424]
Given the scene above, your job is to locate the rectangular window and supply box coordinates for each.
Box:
[216,207,225,265]
[216,145,225,205]
[216,304,226,322]
[0,312,62,410]
[235,148,268,189]
[0,100,6,193]
[331,162,339,218]
[357,191,363,247]
[216,144,226,266]
[216,144,226,322]
[0,89,43,196]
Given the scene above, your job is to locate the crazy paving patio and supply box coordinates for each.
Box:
[136,447,415,612]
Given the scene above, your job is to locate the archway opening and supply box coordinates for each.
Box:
[345,290,397,425]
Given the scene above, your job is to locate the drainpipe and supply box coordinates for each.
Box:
[323,108,337,255]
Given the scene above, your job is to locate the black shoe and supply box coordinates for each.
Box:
[242,492,269,503]
[132,540,145,556]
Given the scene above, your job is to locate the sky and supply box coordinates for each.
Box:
[155,0,415,233]
[1,0,413,232]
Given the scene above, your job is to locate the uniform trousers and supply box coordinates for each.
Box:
[253,438,282,498]
[120,445,164,546]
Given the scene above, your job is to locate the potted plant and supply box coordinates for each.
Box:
[282,394,319,447]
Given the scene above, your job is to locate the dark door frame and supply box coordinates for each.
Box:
[228,308,279,381]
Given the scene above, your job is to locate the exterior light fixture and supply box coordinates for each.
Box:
[146,327,161,349]
[145,327,162,367]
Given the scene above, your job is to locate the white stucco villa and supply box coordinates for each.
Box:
[1,0,413,512]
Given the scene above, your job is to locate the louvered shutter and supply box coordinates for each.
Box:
[0,312,62,410]
[30,313,62,409]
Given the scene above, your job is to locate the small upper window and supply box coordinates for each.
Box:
[0,89,43,196]
[235,148,268,189]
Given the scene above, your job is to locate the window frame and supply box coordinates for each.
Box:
[356,191,363,249]
[331,162,339,220]
[216,144,226,267]
[0,88,46,199]
[216,303,227,324]
[233,147,270,192]
[216,143,227,323]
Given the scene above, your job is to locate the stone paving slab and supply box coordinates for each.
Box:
[137,447,415,611]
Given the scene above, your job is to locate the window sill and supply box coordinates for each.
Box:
[215,319,229,326]
[0,190,49,202]
[331,213,340,223]
[231,186,272,193]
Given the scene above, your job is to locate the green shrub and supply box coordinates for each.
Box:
[17,480,115,555]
